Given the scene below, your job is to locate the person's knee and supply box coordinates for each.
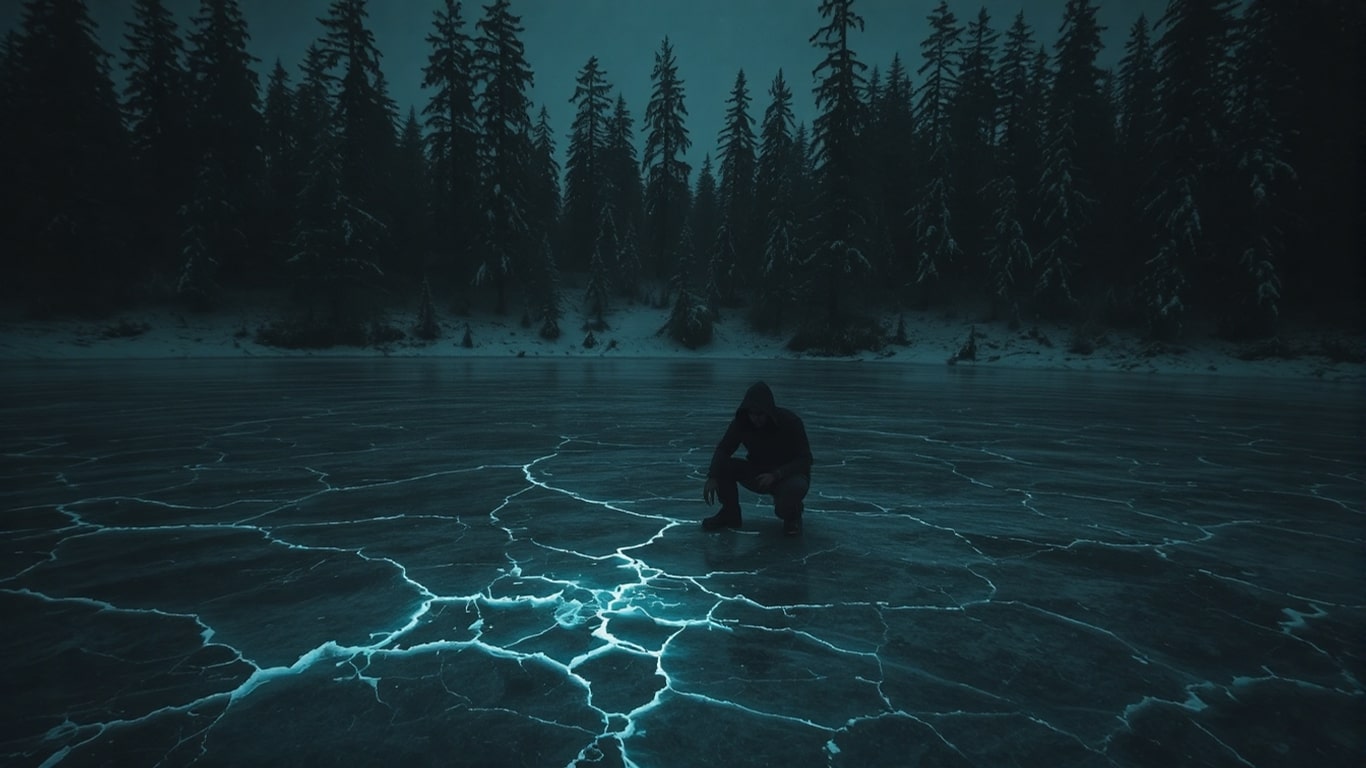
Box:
[774,474,808,503]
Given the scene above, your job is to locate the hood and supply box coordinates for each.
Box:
[736,380,777,421]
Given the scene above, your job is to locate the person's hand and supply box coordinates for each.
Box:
[755,472,778,491]
[703,477,718,505]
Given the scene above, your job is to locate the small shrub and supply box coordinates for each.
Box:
[255,316,368,349]
[101,319,151,339]
[1317,335,1364,364]
[660,291,714,349]
[947,325,979,364]
[893,313,910,346]
[370,321,405,345]
[787,316,886,356]
[1068,325,1096,355]
[414,278,440,341]
[1235,336,1297,361]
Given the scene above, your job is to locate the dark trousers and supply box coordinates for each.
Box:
[713,457,809,521]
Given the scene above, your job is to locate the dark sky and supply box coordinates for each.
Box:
[4,0,1168,173]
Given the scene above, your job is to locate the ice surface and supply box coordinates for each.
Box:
[1,359,1362,767]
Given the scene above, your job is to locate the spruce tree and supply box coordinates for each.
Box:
[948,7,1000,278]
[534,234,563,339]
[421,0,480,286]
[288,42,378,324]
[318,0,396,280]
[909,0,961,301]
[997,13,1044,221]
[0,31,19,298]
[643,36,692,280]
[716,69,758,289]
[1222,0,1294,336]
[392,108,431,282]
[10,0,130,307]
[689,154,720,273]
[809,0,870,325]
[584,207,616,326]
[471,0,535,314]
[261,60,299,270]
[565,56,613,272]
[753,68,799,330]
[122,0,194,280]
[870,54,915,293]
[1143,0,1238,338]
[604,93,644,258]
[1039,0,1109,309]
[756,69,796,233]
[528,105,561,257]
[1113,14,1159,310]
[186,0,264,285]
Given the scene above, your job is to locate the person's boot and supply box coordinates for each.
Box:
[781,503,803,536]
[702,509,742,531]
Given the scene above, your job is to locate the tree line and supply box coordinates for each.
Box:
[2,0,1361,345]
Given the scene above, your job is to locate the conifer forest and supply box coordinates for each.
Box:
[3,0,1362,346]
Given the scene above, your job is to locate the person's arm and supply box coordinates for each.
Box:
[707,418,742,477]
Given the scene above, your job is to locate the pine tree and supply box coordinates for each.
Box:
[706,218,737,316]
[471,0,535,314]
[534,234,563,339]
[1112,14,1159,311]
[177,152,232,309]
[421,0,480,286]
[617,221,644,301]
[949,7,1000,277]
[756,69,796,234]
[565,56,613,272]
[122,0,194,279]
[10,0,130,307]
[392,108,431,281]
[0,31,19,297]
[1033,114,1088,313]
[661,224,712,347]
[998,13,1043,215]
[584,207,616,326]
[318,0,395,279]
[186,0,264,284]
[909,0,961,300]
[528,105,561,255]
[1051,0,1111,188]
[1040,0,1109,308]
[690,154,720,272]
[752,68,799,330]
[261,60,299,269]
[716,69,758,289]
[809,0,870,325]
[604,93,644,258]
[981,174,1031,315]
[1222,0,1295,336]
[288,42,379,324]
[1143,0,1239,338]
[643,36,692,279]
[869,54,915,293]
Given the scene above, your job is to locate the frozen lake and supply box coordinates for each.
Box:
[2,358,1362,767]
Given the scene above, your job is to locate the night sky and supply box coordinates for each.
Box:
[2,0,1167,173]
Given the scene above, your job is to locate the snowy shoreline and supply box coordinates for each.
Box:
[3,299,1362,384]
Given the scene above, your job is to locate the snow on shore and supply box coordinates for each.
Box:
[1,298,1361,382]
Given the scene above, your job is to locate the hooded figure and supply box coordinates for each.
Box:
[702,381,812,534]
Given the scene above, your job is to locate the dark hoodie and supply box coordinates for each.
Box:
[707,381,813,481]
